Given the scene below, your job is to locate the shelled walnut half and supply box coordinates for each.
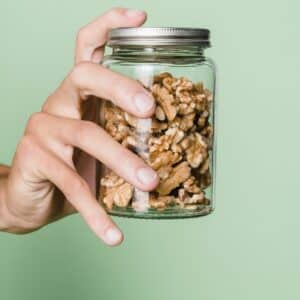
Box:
[99,72,213,212]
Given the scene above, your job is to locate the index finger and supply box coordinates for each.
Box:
[75,7,147,64]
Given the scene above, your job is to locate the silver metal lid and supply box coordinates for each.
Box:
[107,27,210,47]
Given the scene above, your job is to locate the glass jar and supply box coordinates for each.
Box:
[98,27,216,219]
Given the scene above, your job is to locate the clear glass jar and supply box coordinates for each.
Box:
[98,27,216,219]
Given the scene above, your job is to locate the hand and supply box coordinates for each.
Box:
[0,7,159,246]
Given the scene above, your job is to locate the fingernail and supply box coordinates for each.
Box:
[133,92,155,114]
[136,167,158,185]
[105,228,122,246]
[125,9,145,18]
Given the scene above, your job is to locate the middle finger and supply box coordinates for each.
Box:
[26,112,159,192]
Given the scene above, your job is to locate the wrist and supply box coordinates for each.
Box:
[0,174,11,231]
[0,171,41,234]
[0,164,10,177]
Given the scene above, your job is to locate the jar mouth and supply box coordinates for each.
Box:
[107,27,211,48]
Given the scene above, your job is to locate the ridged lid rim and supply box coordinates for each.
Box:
[107,27,211,47]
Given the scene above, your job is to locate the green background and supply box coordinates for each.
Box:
[1,0,300,299]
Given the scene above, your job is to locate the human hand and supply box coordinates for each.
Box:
[0,7,159,246]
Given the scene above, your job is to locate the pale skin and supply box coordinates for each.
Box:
[0,7,159,246]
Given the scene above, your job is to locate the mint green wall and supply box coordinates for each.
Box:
[1,1,300,299]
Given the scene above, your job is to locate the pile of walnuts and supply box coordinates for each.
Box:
[100,72,213,212]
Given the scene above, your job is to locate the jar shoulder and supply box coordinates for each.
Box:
[101,55,216,70]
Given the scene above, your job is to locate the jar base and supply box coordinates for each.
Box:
[107,205,214,219]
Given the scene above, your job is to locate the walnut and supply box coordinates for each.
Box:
[172,77,193,91]
[165,127,185,144]
[198,171,212,189]
[101,172,124,188]
[182,113,196,131]
[204,88,213,102]
[124,112,137,127]
[104,103,125,123]
[103,104,131,141]
[153,72,173,83]
[149,135,172,153]
[200,110,209,119]
[184,204,199,210]
[149,195,175,209]
[170,143,183,153]
[157,165,173,180]
[105,122,120,140]
[178,102,196,115]
[157,162,191,195]
[149,150,182,170]
[149,127,184,154]
[176,189,205,212]
[193,82,204,93]
[177,180,205,206]
[155,105,166,121]
[193,93,208,112]
[198,116,206,128]
[170,113,195,132]
[183,176,201,193]
[115,123,130,141]
[148,128,185,169]
[151,84,177,121]
[201,125,213,140]
[184,193,205,204]
[181,133,208,168]
[162,76,176,92]
[176,88,192,103]
[122,135,137,148]
[197,111,209,129]
[178,188,187,203]
[175,83,193,103]
[149,127,184,153]
[101,172,133,210]
[103,182,133,210]
[151,119,168,133]
[200,158,210,174]
[180,77,194,90]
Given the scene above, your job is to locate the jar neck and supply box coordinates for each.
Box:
[111,46,205,58]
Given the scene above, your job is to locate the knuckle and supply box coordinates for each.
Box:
[81,120,97,130]
[16,135,39,162]
[65,175,89,199]
[107,7,124,18]
[26,112,46,134]
[109,76,143,105]
[76,26,89,44]
[76,7,125,45]
[74,120,97,145]
[16,136,52,172]
[70,62,91,88]
[117,76,141,94]
[107,75,137,103]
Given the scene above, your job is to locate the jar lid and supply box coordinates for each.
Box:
[107,27,210,47]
